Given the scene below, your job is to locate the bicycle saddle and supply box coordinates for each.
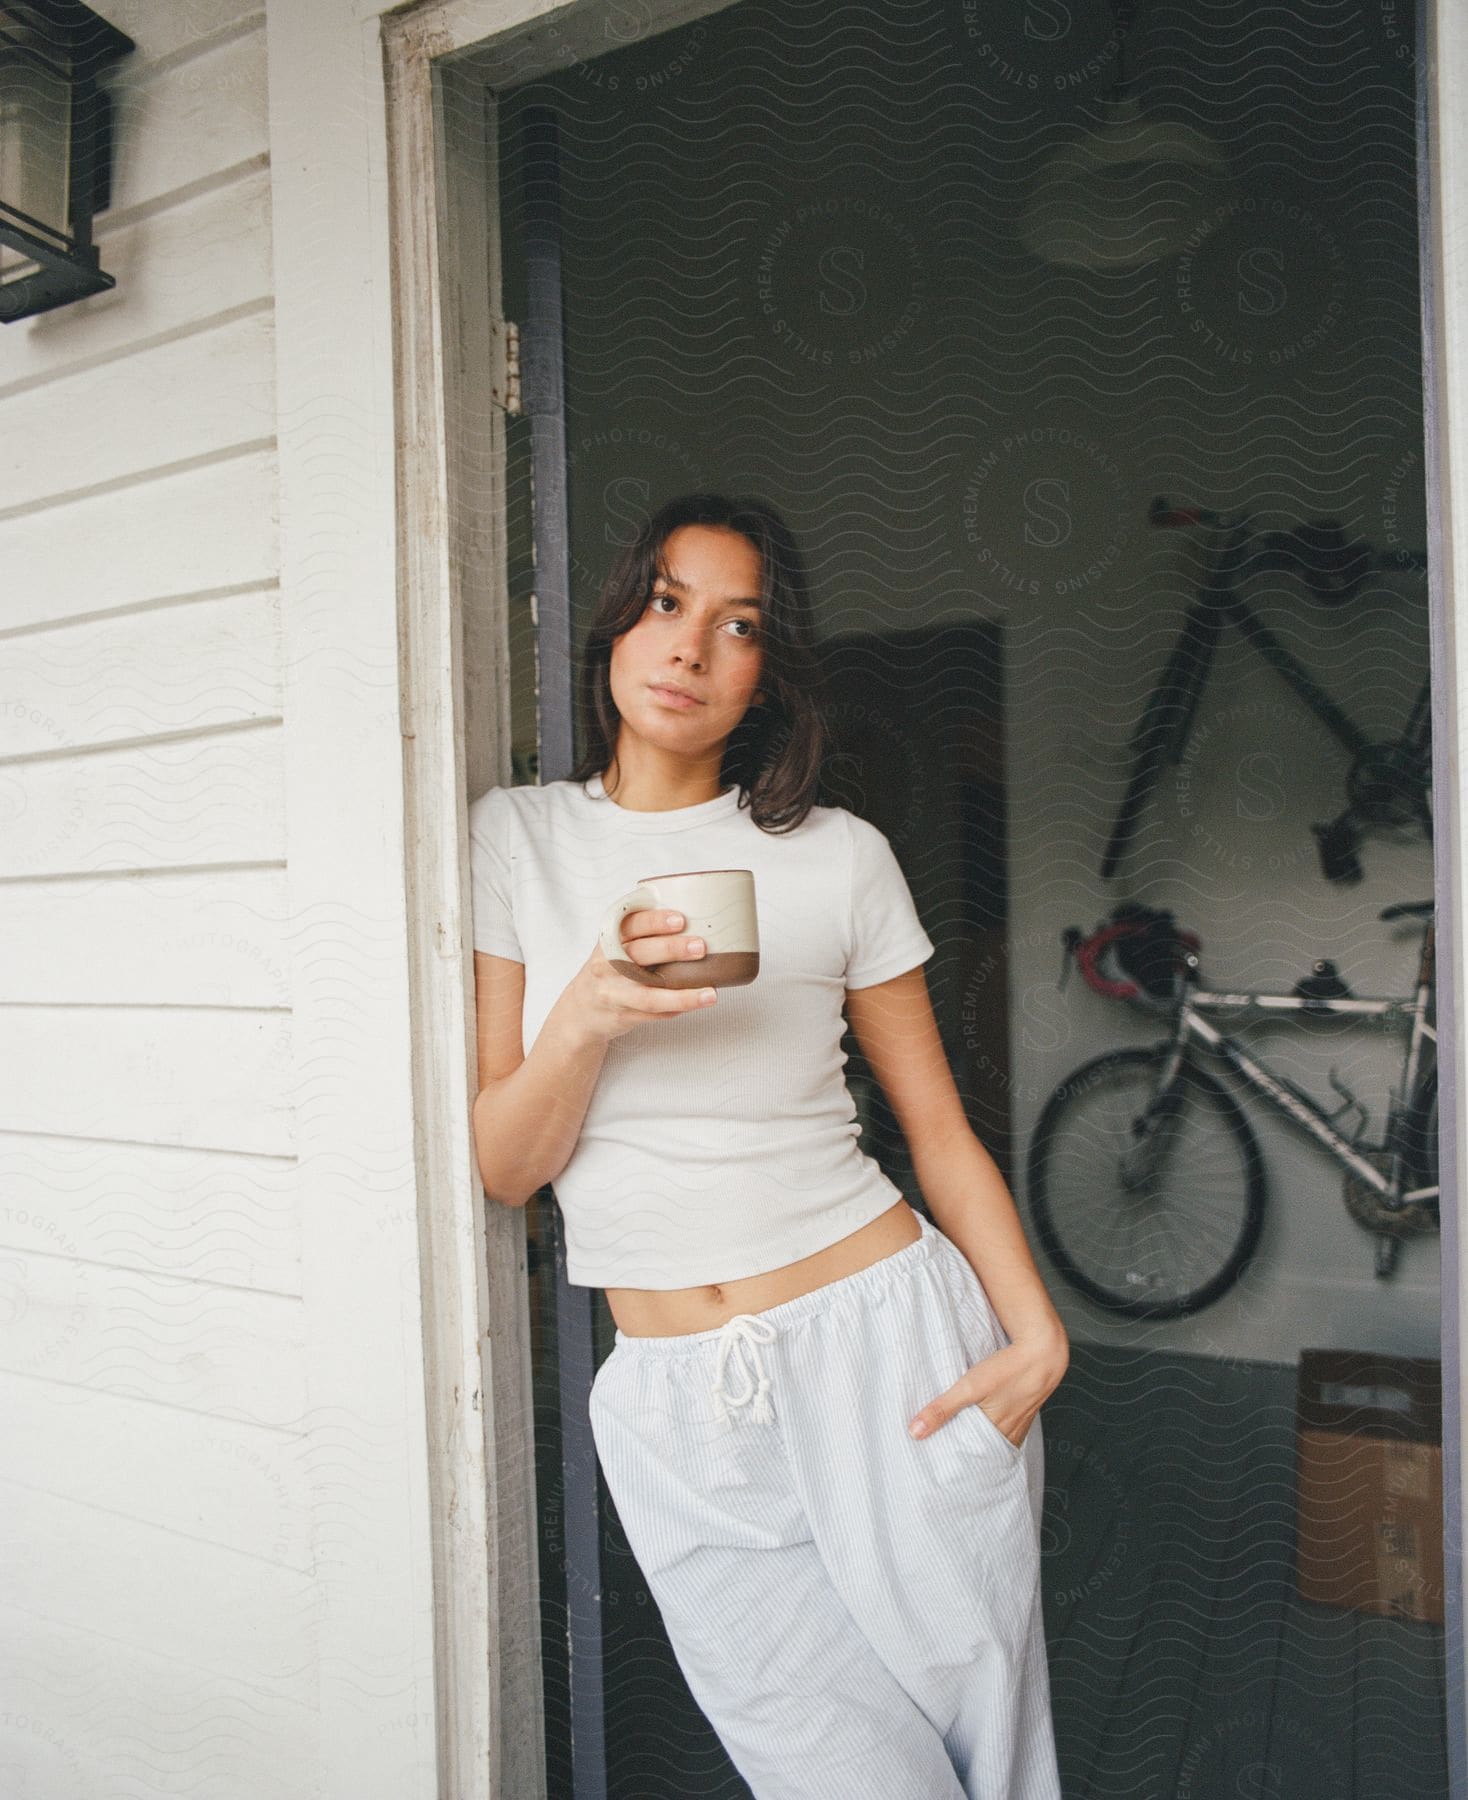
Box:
[1292,958,1353,1001]
[1380,900,1434,921]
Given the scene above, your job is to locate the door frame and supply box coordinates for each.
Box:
[378,8,743,1799]
[369,0,1468,1792]
[1418,2,1467,1785]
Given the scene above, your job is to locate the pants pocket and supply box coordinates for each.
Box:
[958,1390,1026,1463]
[937,1242,1028,1466]
[588,1344,630,1435]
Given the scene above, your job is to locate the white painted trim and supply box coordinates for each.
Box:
[380,15,538,1799]
[374,3,746,1794]
[1425,1,1468,1779]
[264,2,443,1793]
[388,0,734,75]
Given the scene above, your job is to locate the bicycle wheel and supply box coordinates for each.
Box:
[1027,1045,1266,1318]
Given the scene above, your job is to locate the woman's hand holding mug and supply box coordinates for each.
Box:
[571,905,719,1044]
[570,868,760,1045]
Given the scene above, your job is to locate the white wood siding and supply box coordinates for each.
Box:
[0,4,436,1794]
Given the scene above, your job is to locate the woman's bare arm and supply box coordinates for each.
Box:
[844,966,1067,1351]
[471,952,612,1206]
[845,964,1069,1443]
[471,911,717,1207]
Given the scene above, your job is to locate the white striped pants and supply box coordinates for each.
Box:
[588,1211,1062,1799]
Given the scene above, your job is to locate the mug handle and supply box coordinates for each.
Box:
[598,884,668,986]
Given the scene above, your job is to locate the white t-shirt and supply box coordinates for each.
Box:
[467,772,936,1288]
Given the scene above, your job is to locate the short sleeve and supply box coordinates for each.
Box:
[467,787,524,962]
[844,812,936,989]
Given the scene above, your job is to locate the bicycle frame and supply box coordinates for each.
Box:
[1150,933,1438,1208]
[1102,499,1432,882]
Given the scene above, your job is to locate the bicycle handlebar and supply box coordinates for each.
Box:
[1148,493,1426,576]
[1062,909,1203,1008]
[1069,920,1151,1002]
[1149,498,1222,529]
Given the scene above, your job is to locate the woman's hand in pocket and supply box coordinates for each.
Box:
[907,1330,1070,1446]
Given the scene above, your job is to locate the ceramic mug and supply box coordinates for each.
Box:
[598,868,759,989]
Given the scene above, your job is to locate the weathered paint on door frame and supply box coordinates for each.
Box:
[376,5,740,1796]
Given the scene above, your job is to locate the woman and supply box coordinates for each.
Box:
[469,492,1067,1800]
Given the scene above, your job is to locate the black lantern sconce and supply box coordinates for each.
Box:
[1,1,134,323]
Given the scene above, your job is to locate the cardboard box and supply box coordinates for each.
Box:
[1294,1349,1444,1624]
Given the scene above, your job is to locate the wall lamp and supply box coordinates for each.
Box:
[0,0,134,323]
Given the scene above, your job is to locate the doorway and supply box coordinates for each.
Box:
[474,0,1453,1793]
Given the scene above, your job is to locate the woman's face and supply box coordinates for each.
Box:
[608,523,766,758]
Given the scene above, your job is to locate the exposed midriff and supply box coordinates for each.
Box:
[603,1197,922,1336]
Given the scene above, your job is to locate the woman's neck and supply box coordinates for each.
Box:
[601,746,728,813]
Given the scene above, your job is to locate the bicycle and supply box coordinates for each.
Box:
[1101,497,1431,886]
[1026,901,1439,1319]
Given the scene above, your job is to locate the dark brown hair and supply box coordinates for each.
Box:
[567,492,830,833]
